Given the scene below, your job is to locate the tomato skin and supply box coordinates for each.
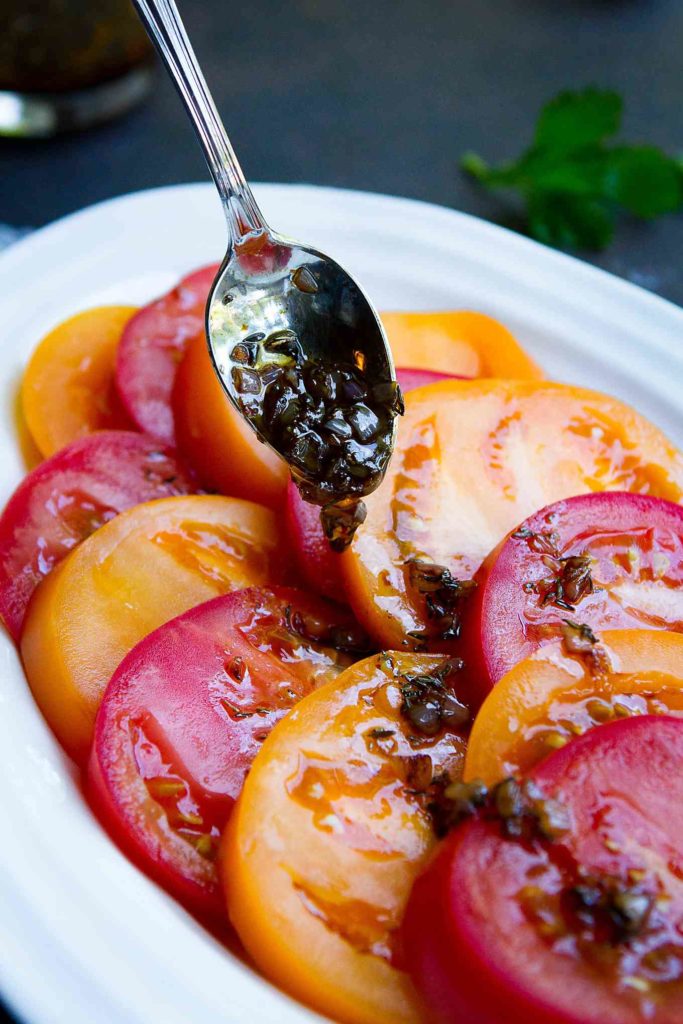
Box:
[381,311,544,380]
[115,264,219,444]
[22,306,136,457]
[342,380,683,668]
[21,494,284,764]
[404,716,683,1024]
[88,586,363,917]
[172,328,288,507]
[464,492,683,690]
[0,431,196,642]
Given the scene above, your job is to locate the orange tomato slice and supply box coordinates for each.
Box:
[342,380,683,657]
[222,651,469,1024]
[464,628,683,785]
[21,494,284,763]
[172,330,288,508]
[21,306,136,457]
[380,310,543,379]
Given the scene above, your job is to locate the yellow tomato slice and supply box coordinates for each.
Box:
[21,306,136,457]
[21,495,284,763]
[172,329,288,507]
[380,310,543,379]
[222,651,468,1024]
[464,628,683,786]
[342,380,683,653]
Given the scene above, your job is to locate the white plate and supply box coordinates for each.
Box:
[0,183,682,1024]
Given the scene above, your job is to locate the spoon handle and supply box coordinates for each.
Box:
[131,0,267,240]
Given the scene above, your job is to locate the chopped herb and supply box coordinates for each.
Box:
[290,265,319,294]
[399,661,469,737]
[568,874,654,942]
[320,498,367,552]
[426,774,570,841]
[560,619,611,675]
[539,554,594,610]
[403,753,434,793]
[282,603,371,653]
[405,558,477,642]
[512,526,561,557]
[368,727,395,740]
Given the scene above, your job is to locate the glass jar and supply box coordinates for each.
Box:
[0,1,154,137]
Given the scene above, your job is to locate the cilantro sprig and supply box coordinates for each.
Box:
[462,88,683,250]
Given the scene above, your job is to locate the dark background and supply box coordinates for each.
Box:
[1,0,683,305]
[1,0,682,1021]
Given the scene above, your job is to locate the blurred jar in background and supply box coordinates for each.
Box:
[0,1,154,137]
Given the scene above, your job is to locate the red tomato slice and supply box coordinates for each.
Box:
[285,480,343,602]
[87,586,369,917]
[284,367,466,603]
[465,492,683,688]
[403,715,683,1024]
[115,264,219,444]
[0,431,196,642]
[394,367,466,391]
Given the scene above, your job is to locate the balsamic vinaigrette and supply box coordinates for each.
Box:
[216,262,404,550]
[231,338,402,548]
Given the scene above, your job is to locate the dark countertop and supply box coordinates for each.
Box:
[1,0,682,306]
[1,2,681,1023]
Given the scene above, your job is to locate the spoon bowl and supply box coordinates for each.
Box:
[207,227,399,510]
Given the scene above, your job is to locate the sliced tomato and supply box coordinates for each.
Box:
[283,367,465,603]
[380,310,544,379]
[342,380,683,674]
[464,628,683,785]
[0,431,196,643]
[115,264,219,444]
[285,480,343,602]
[403,715,683,1024]
[88,586,368,917]
[395,367,465,391]
[464,493,683,689]
[21,494,284,763]
[223,651,469,1024]
[21,306,136,457]
[172,327,288,507]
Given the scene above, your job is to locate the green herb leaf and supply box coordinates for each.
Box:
[462,88,683,250]
[534,89,622,153]
[528,194,614,251]
[603,146,683,218]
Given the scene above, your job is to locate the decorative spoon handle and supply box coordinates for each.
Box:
[131,0,266,239]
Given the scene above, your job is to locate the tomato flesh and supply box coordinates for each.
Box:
[223,651,469,1024]
[404,715,683,1024]
[342,380,683,670]
[464,628,683,785]
[88,586,366,916]
[115,264,219,444]
[0,431,196,642]
[466,492,683,688]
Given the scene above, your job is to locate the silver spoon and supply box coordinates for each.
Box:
[132,0,402,547]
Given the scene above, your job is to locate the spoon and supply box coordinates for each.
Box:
[132,0,402,547]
